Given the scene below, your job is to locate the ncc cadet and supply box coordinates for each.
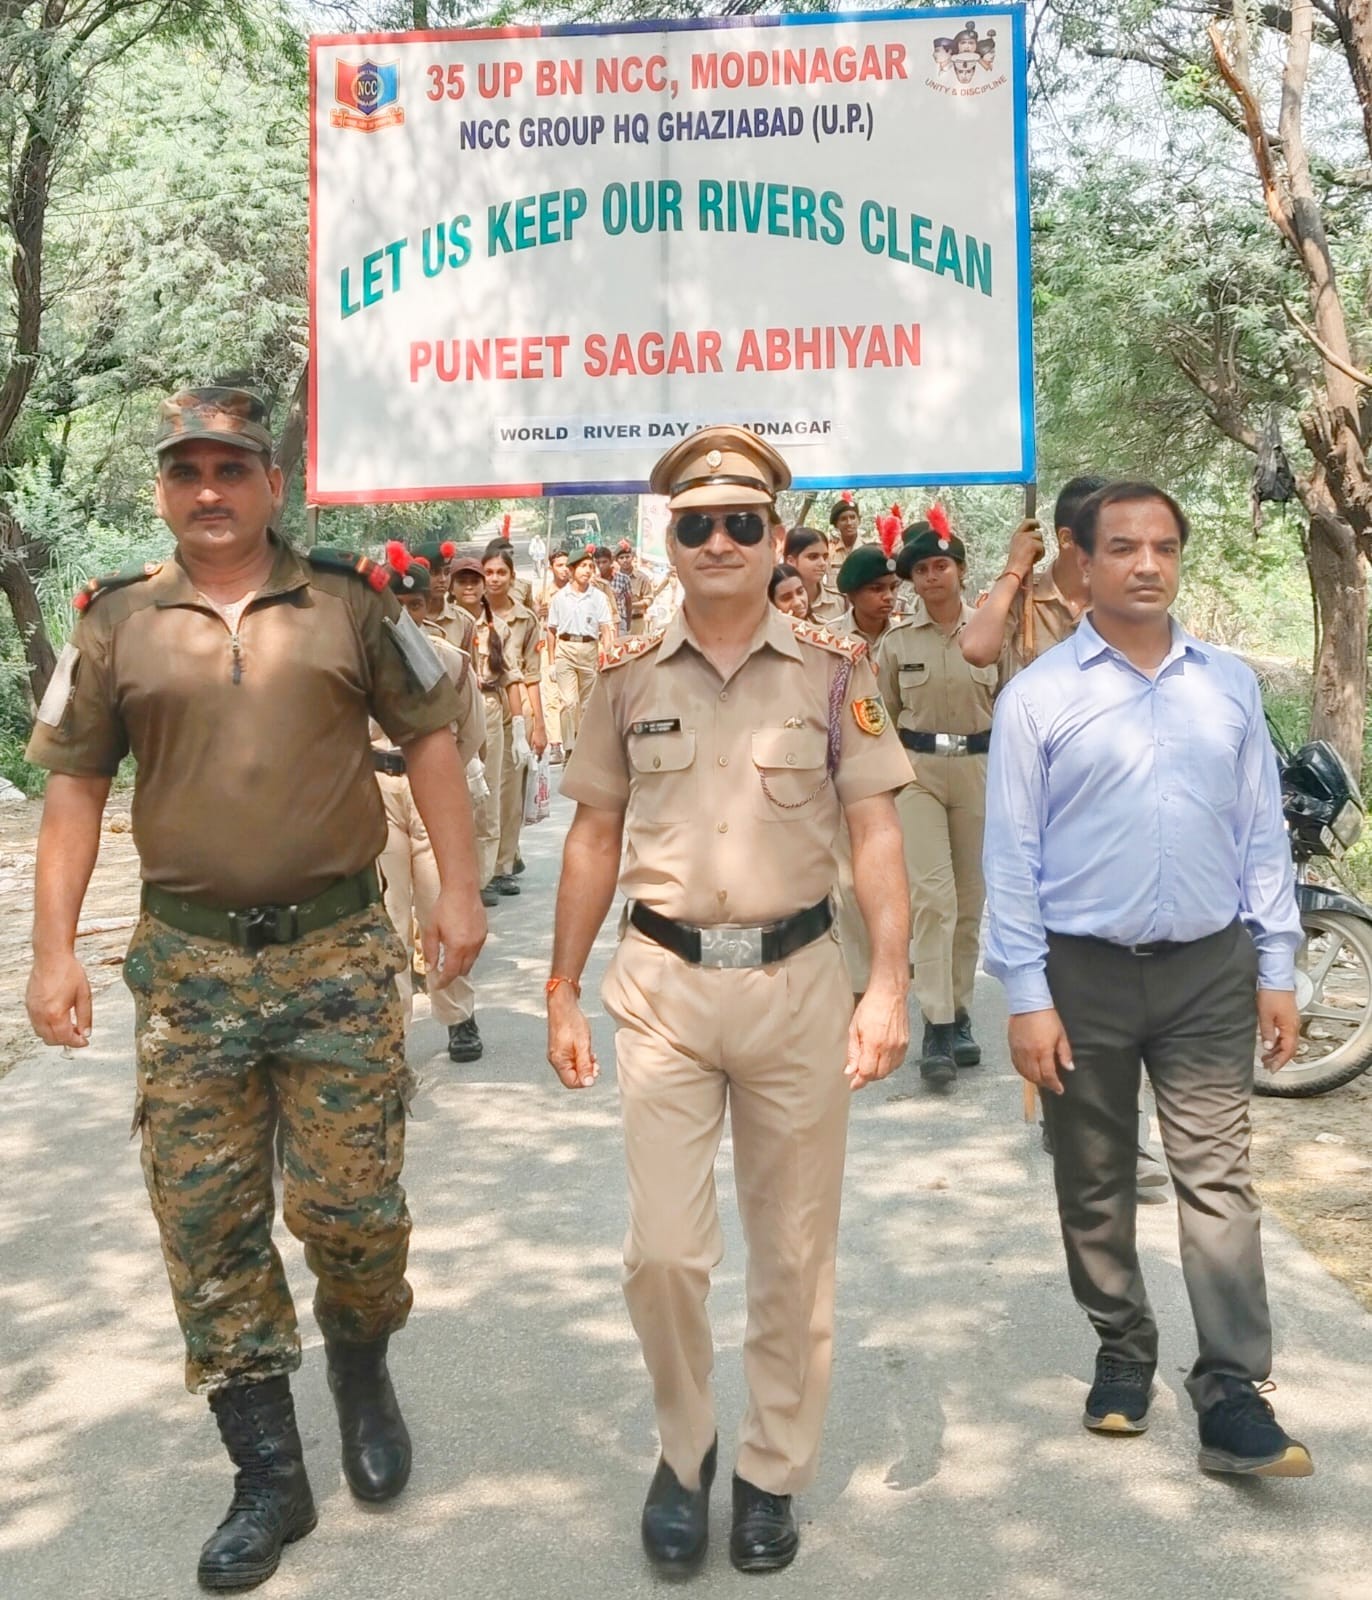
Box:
[546,545,615,752]
[23,387,485,1590]
[546,427,911,1576]
[614,538,657,635]
[373,545,488,1064]
[880,510,998,1086]
[832,544,909,996]
[535,547,571,763]
[420,538,478,658]
[483,543,545,886]
[820,492,861,613]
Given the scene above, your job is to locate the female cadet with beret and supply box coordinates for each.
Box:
[483,547,546,891]
[877,510,999,1086]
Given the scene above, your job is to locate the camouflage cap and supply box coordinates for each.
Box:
[154,386,273,455]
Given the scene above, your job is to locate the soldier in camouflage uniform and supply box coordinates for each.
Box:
[24,386,486,1591]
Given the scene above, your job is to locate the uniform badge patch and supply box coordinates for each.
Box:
[852,696,888,736]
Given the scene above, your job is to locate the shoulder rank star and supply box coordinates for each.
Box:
[852,696,888,736]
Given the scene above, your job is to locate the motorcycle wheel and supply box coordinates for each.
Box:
[1255,909,1372,1097]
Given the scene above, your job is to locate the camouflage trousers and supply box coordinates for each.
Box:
[124,904,414,1395]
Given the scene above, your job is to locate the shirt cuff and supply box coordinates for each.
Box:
[1257,949,1297,992]
[1003,966,1055,1015]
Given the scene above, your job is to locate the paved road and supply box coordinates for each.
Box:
[4,791,1372,1600]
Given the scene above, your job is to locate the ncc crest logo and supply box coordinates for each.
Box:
[330,60,404,132]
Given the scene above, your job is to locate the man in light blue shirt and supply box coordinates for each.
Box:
[983,480,1311,1479]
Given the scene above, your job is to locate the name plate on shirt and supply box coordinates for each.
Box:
[630,719,681,736]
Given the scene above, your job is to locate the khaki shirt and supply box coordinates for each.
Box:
[431,599,477,658]
[27,539,459,909]
[627,569,655,634]
[985,566,1082,685]
[561,605,910,926]
[837,613,911,672]
[470,610,520,697]
[876,600,997,743]
[491,601,541,685]
[511,575,534,610]
[425,630,485,766]
[810,586,850,628]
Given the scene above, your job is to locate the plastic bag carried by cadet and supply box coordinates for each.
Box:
[524,750,551,826]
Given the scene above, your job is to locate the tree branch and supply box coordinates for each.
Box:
[1281,297,1372,387]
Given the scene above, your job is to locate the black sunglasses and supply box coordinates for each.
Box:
[673,510,768,549]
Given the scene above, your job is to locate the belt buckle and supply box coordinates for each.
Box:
[698,925,764,968]
[934,733,964,756]
[229,905,298,951]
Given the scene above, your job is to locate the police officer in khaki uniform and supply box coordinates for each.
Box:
[880,512,998,1086]
[373,546,488,1062]
[546,427,911,1576]
[23,388,486,1591]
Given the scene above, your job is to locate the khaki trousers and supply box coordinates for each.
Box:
[903,753,987,1024]
[475,692,506,888]
[553,640,598,751]
[540,643,563,745]
[603,926,853,1496]
[377,772,473,1026]
[1041,921,1271,1412]
[496,714,526,877]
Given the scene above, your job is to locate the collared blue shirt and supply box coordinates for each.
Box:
[983,614,1301,1013]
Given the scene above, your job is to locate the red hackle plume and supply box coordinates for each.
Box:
[384,540,410,573]
[876,505,901,557]
[926,504,951,541]
[500,513,511,537]
[841,488,855,505]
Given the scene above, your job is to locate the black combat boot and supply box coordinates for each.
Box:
[325,1334,412,1502]
[919,1019,957,1087]
[641,1436,717,1573]
[952,1008,981,1067]
[198,1377,317,1591]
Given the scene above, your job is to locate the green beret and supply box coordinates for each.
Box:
[829,497,858,527]
[414,539,456,572]
[896,523,966,577]
[837,544,900,595]
[561,544,597,564]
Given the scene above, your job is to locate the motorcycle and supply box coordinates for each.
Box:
[1256,725,1372,1097]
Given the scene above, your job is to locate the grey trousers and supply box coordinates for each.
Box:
[1041,920,1271,1412]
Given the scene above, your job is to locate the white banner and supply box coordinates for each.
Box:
[308,7,1033,503]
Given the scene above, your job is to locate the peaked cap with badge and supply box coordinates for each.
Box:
[154,386,273,456]
[649,425,791,510]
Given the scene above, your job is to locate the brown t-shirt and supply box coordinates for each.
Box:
[560,606,910,926]
[27,539,460,908]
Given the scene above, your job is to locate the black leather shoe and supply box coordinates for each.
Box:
[952,1008,981,1067]
[642,1437,717,1573]
[730,1473,798,1573]
[447,1018,482,1062]
[199,1377,316,1591]
[513,855,526,876]
[919,1020,957,1088]
[492,873,521,896]
[480,885,498,908]
[324,1335,412,1502]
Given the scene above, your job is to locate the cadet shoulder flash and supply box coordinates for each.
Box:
[72,562,162,613]
[306,546,391,593]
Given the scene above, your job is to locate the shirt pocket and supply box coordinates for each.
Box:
[1186,716,1241,811]
[751,727,830,821]
[896,662,930,721]
[628,728,697,824]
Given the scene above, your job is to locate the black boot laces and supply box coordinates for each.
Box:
[1210,1378,1279,1427]
[1097,1355,1149,1390]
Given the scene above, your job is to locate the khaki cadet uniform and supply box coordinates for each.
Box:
[831,613,912,993]
[375,632,483,1028]
[493,599,541,877]
[548,583,614,751]
[877,600,997,1026]
[563,600,909,1496]
[533,572,565,748]
[986,565,1082,685]
[810,582,850,628]
[27,537,459,1394]
[511,574,534,610]
[628,568,655,634]
[470,610,519,887]
[431,596,478,658]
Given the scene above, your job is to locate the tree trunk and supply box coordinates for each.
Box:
[1334,2,1372,164]
[273,361,308,495]
[1306,506,1368,769]
[0,504,57,708]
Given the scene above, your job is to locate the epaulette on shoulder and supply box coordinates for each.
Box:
[601,629,665,671]
[307,546,390,594]
[791,620,867,663]
[72,562,162,613]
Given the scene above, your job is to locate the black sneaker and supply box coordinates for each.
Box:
[447,1020,482,1063]
[1197,1379,1313,1477]
[480,885,498,908]
[491,874,521,896]
[513,855,526,876]
[952,1008,981,1067]
[1083,1351,1153,1434]
[919,1020,956,1088]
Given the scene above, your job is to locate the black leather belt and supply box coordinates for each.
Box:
[899,730,991,756]
[372,749,406,776]
[1120,939,1187,957]
[629,898,832,968]
[559,633,598,643]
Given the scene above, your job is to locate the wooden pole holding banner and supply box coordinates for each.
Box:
[1020,477,1039,1124]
